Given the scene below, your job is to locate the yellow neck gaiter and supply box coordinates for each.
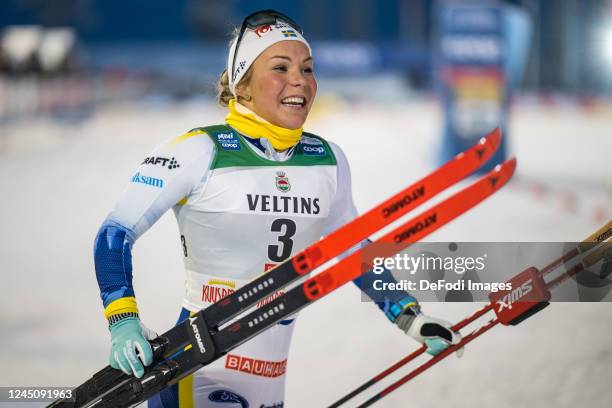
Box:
[225,99,302,151]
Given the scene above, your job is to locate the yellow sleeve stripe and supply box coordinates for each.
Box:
[167,129,205,147]
[177,196,188,206]
[104,297,139,319]
[402,302,418,311]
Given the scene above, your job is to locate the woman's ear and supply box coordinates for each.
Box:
[234,65,255,104]
[235,82,253,102]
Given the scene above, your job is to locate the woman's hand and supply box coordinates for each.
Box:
[396,312,464,357]
[109,318,158,378]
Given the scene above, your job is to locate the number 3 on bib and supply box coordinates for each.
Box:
[268,218,296,262]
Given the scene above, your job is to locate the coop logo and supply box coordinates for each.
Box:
[131,172,164,189]
[208,390,249,408]
[188,316,206,354]
[216,132,241,151]
[496,280,533,311]
[302,145,325,156]
[300,136,325,156]
[142,156,180,170]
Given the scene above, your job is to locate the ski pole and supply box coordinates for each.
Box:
[327,302,493,408]
[356,317,500,408]
[330,220,611,407]
[354,235,609,407]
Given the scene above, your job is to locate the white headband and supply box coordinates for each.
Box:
[227,20,311,96]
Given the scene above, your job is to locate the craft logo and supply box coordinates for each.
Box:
[281,30,297,38]
[233,60,247,81]
[142,156,180,170]
[202,279,236,304]
[275,171,291,192]
[225,354,287,378]
[167,157,179,169]
[131,172,164,189]
[208,390,249,408]
[254,24,272,37]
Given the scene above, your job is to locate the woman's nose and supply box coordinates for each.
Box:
[288,68,307,86]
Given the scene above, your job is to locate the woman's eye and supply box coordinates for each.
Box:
[303,67,313,74]
[274,65,288,72]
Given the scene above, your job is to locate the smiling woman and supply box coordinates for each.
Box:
[92,9,461,408]
[217,10,316,150]
[237,42,316,130]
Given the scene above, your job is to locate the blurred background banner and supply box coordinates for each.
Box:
[0,1,611,407]
[435,1,506,170]
[435,1,530,172]
[2,0,612,117]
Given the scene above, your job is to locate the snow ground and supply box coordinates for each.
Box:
[0,94,610,407]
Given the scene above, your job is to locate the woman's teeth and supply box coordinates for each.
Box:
[281,97,305,107]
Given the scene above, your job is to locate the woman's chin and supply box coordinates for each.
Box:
[275,113,308,129]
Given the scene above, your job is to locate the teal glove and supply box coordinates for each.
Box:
[396,312,463,357]
[109,317,157,378]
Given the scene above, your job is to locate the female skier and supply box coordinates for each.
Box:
[94,10,461,408]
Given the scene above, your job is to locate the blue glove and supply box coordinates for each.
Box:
[396,312,463,357]
[109,317,157,378]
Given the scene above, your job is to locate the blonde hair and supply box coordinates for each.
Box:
[217,28,254,107]
[216,67,253,107]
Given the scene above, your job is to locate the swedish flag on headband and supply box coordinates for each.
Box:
[282,30,297,38]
